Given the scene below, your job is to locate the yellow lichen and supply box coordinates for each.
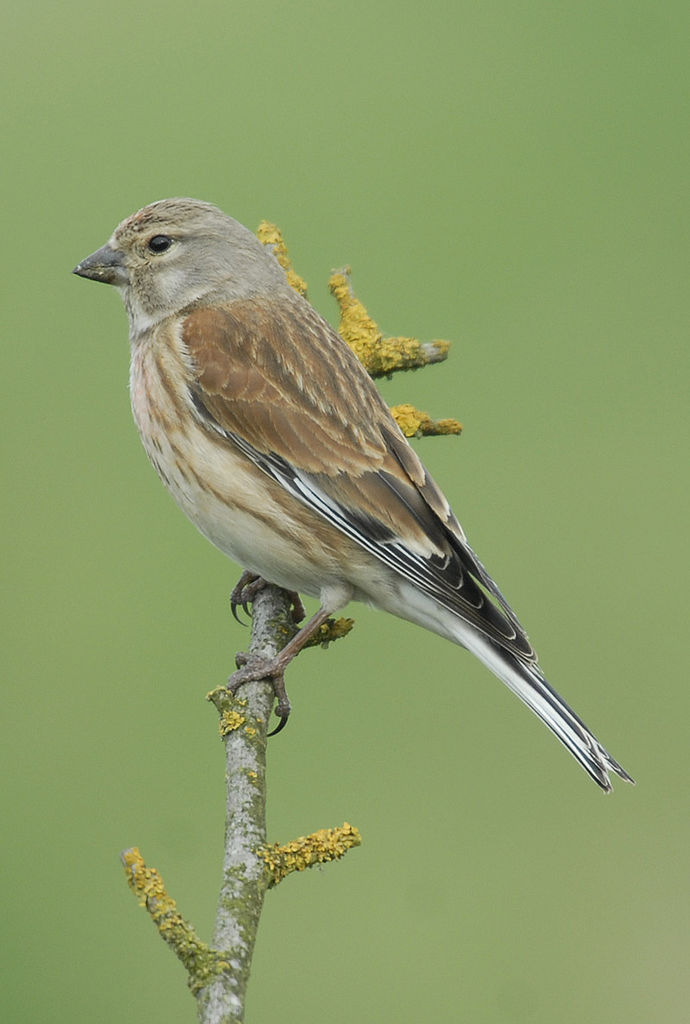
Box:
[328,268,451,378]
[218,709,246,737]
[122,847,177,914]
[257,220,308,296]
[260,823,362,886]
[304,616,355,649]
[120,848,230,993]
[391,403,463,438]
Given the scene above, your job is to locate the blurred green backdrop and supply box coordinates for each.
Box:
[3,1,688,1021]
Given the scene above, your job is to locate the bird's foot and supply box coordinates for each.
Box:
[229,652,291,736]
[230,572,306,625]
[229,604,336,736]
[230,571,263,624]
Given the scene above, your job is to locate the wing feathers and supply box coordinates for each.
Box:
[184,300,388,469]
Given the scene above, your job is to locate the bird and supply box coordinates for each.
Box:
[73,198,633,791]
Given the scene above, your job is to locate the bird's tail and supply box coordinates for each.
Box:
[378,578,632,790]
[458,626,634,791]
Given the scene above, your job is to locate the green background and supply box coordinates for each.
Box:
[3,2,688,1021]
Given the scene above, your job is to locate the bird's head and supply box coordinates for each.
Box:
[73,198,290,335]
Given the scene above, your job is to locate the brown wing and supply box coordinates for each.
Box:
[183,295,453,549]
[182,293,535,660]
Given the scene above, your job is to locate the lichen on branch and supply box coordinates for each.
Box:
[256,220,308,296]
[120,847,230,995]
[390,402,462,439]
[328,266,450,378]
[303,615,355,648]
[260,823,362,887]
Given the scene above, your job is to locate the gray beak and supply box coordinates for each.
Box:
[73,243,128,286]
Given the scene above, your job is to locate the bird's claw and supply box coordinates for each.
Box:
[267,714,289,737]
[230,573,306,626]
[227,654,292,736]
[230,571,264,624]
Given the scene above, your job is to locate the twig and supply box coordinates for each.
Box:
[198,584,291,1022]
[121,585,360,1023]
[329,265,451,378]
[120,848,230,995]
[261,824,361,887]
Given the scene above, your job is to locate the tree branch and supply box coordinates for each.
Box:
[198,584,290,1021]
[328,265,451,378]
[120,847,231,995]
[261,823,361,887]
[121,585,359,1023]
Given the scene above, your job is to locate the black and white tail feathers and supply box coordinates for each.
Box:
[457,625,634,791]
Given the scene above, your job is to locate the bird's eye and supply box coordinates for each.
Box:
[147,235,173,254]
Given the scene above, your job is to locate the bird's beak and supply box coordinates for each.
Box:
[73,244,129,286]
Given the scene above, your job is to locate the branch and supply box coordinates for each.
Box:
[256,220,308,296]
[328,266,451,378]
[389,402,463,439]
[197,584,286,1022]
[121,848,230,994]
[261,823,361,887]
[121,585,359,1023]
